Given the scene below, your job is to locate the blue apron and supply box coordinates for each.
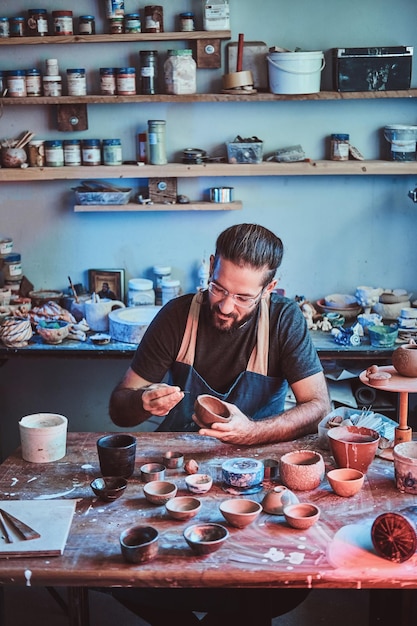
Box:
[157,290,288,432]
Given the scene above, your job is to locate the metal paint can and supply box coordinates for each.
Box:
[209,187,234,203]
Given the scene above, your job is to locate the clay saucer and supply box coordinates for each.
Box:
[194,394,232,428]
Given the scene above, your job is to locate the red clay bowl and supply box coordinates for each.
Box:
[327,425,380,474]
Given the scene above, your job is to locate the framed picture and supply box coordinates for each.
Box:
[88,269,125,302]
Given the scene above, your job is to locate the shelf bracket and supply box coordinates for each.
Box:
[56,103,88,132]
[196,38,221,69]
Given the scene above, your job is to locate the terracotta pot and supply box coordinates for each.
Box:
[279,450,325,491]
[327,425,380,474]
[392,341,417,378]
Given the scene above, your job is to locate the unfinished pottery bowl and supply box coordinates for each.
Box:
[279,450,325,491]
[185,473,213,495]
[36,320,70,344]
[143,480,177,505]
[194,394,232,427]
[219,498,262,528]
[261,485,299,515]
[120,525,159,563]
[283,503,320,530]
[327,425,380,474]
[326,468,365,497]
[183,523,229,555]
[162,450,184,469]
[165,496,202,521]
[392,342,417,377]
[90,476,127,501]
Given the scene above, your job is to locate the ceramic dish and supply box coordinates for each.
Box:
[183,523,229,555]
[90,476,127,502]
[316,299,362,320]
[165,496,202,521]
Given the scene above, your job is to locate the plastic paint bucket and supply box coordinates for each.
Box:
[19,413,68,463]
[267,51,324,94]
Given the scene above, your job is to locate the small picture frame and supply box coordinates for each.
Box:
[88,269,125,302]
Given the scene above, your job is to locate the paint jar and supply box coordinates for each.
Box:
[147,120,167,165]
[28,140,45,167]
[67,69,87,96]
[0,236,13,257]
[128,278,155,306]
[144,6,164,33]
[82,139,101,165]
[10,17,26,37]
[45,140,64,167]
[153,265,171,305]
[52,10,73,35]
[78,15,95,35]
[104,0,125,18]
[42,75,62,96]
[64,139,82,166]
[139,50,158,95]
[164,49,196,95]
[124,13,141,33]
[137,132,147,163]
[0,17,10,38]
[100,68,117,95]
[26,69,42,97]
[116,67,136,95]
[162,278,181,305]
[103,139,122,165]
[27,9,49,36]
[6,70,26,97]
[179,12,195,32]
[109,16,124,33]
[330,134,350,161]
[3,253,22,281]
[202,0,230,30]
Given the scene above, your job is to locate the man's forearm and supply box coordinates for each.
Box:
[109,387,151,427]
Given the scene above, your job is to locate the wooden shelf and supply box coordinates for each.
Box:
[1,161,416,182]
[3,89,417,105]
[0,31,231,46]
[74,200,242,212]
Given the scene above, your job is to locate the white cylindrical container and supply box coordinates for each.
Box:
[164,49,196,95]
[162,278,181,305]
[42,75,62,97]
[66,68,87,96]
[267,51,324,95]
[45,58,59,76]
[153,264,171,305]
[19,413,68,463]
[128,278,155,306]
[202,0,230,30]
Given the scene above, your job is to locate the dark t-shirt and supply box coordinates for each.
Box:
[130,291,322,394]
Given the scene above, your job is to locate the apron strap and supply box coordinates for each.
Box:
[247,294,270,376]
[176,291,204,366]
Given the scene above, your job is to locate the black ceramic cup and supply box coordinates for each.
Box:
[96,434,137,478]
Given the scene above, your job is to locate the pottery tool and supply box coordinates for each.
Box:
[68,276,79,303]
[0,508,41,540]
[14,130,35,150]
[0,511,13,543]
[222,33,256,94]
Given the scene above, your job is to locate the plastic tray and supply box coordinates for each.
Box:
[75,189,132,205]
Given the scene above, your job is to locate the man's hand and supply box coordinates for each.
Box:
[193,402,257,445]
[142,384,185,416]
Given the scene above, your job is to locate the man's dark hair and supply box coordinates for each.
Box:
[214,223,284,286]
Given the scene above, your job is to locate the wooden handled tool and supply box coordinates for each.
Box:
[0,508,41,540]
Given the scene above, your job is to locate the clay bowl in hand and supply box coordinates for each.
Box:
[219,498,262,528]
[143,480,177,505]
[185,473,213,495]
[90,476,127,502]
[165,496,201,521]
[283,503,320,530]
[183,523,229,555]
[194,394,232,428]
[326,468,365,497]
[279,450,325,491]
[327,425,380,474]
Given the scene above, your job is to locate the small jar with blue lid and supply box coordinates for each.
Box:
[10,16,26,37]
[64,139,81,166]
[78,15,95,35]
[6,70,27,97]
[103,139,122,165]
[0,17,10,38]
[82,139,101,165]
[66,68,87,96]
[124,13,141,33]
[45,140,64,167]
[179,12,195,32]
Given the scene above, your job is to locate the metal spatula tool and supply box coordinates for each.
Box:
[0,508,41,541]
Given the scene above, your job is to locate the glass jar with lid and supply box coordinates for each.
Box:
[164,50,196,95]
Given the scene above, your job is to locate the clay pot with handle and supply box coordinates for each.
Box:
[392,340,417,378]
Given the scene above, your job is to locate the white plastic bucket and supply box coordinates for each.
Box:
[19,413,68,463]
[267,51,325,94]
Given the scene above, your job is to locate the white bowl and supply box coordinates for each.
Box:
[185,473,213,494]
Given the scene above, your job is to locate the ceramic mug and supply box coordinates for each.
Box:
[84,298,125,331]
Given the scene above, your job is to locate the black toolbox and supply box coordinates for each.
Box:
[333,46,413,92]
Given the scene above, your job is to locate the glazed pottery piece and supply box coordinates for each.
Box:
[219,498,262,528]
[143,480,177,505]
[185,473,213,495]
[393,441,417,494]
[222,457,264,492]
[279,450,325,491]
[140,463,166,482]
[96,434,137,479]
[183,523,229,555]
[261,485,299,515]
[392,341,417,377]
[327,425,380,474]
[119,525,159,563]
[162,450,184,469]
[326,468,365,497]
[36,320,70,344]
[283,503,320,529]
[165,496,201,521]
[90,476,127,501]
[194,394,232,427]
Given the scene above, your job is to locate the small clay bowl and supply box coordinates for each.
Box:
[143,480,178,505]
[279,450,325,491]
[327,468,365,497]
[283,503,320,530]
[183,523,229,555]
[90,476,127,502]
[194,394,232,427]
[261,485,299,515]
[162,451,184,469]
[140,463,166,482]
[165,496,202,521]
[36,320,70,345]
[185,473,213,495]
[119,525,159,564]
[219,498,262,528]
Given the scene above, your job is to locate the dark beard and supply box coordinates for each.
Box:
[209,302,257,333]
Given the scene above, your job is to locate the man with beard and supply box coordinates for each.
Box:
[107,223,330,626]
[109,223,330,441]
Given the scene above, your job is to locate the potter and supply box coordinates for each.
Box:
[85,297,125,332]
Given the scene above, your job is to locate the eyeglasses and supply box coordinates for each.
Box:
[207,281,264,308]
